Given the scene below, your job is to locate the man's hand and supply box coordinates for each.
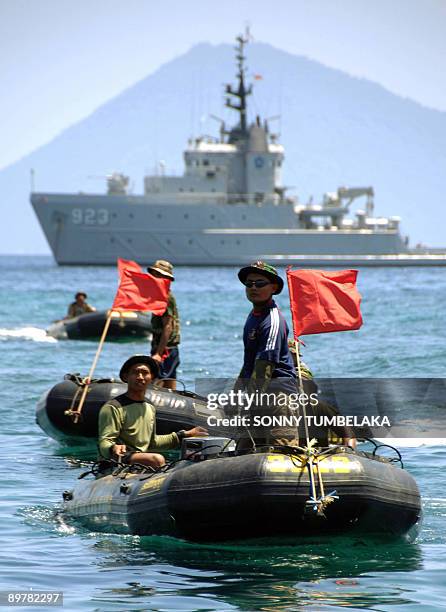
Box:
[151,354,163,363]
[185,426,208,438]
[345,437,357,449]
[112,444,127,457]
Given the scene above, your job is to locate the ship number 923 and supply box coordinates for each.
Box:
[71,208,109,225]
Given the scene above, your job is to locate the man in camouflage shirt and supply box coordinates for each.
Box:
[66,292,96,319]
[147,260,180,390]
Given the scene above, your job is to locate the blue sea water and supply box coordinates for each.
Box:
[1,255,446,611]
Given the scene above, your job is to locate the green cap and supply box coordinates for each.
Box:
[238,261,284,294]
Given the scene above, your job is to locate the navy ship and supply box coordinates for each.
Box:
[31,34,446,266]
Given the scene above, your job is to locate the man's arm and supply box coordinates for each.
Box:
[152,314,173,361]
[65,304,75,319]
[316,399,357,448]
[98,404,123,458]
[86,303,96,313]
[147,404,208,450]
[233,367,246,394]
[147,405,181,450]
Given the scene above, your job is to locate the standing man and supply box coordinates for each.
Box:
[287,341,356,448]
[235,261,297,448]
[146,260,181,390]
[65,292,96,319]
[98,355,207,468]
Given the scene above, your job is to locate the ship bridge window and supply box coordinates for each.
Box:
[179,188,184,192]
[188,239,193,245]
[210,214,215,219]
[203,159,209,166]
[157,213,162,218]
[184,213,189,219]
[129,213,134,219]
[112,213,117,219]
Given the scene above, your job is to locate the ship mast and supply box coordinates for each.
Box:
[225,32,253,138]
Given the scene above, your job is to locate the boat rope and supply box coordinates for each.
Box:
[282,437,341,517]
[291,337,345,515]
[153,378,186,392]
[64,376,91,421]
[293,338,336,516]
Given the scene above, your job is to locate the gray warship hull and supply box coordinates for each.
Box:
[31,193,446,266]
[30,33,446,267]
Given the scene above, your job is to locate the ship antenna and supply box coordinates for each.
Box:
[225,32,253,134]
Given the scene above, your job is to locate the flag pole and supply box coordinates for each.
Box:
[287,267,312,444]
[67,309,114,423]
[287,266,318,503]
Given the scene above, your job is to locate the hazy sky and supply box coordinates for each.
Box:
[1,0,445,170]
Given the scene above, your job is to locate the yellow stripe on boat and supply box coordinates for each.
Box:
[265,454,363,474]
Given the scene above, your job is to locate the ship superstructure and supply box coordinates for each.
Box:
[31,33,446,266]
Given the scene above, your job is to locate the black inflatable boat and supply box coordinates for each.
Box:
[46,310,152,340]
[62,442,421,541]
[36,375,225,446]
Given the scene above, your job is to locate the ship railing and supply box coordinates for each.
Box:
[143,192,284,205]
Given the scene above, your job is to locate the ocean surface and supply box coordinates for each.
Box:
[1,255,445,611]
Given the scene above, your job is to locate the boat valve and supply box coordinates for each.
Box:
[62,490,73,501]
[120,483,131,495]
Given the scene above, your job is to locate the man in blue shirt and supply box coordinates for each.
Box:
[235,261,298,448]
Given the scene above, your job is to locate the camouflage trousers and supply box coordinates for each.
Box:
[236,391,299,450]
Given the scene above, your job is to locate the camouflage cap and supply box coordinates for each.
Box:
[147,259,175,280]
[238,261,284,294]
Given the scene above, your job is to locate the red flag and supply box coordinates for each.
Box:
[117,257,142,278]
[287,268,362,337]
[112,270,170,314]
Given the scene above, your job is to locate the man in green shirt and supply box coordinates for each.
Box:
[98,355,207,468]
[147,260,180,390]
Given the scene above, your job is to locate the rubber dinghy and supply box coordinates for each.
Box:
[36,375,225,446]
[46,310,152,340]
[62,442,421,541]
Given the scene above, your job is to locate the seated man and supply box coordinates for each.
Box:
[66,292,96,319]
[98,355,207,468]
[287,340,356,449]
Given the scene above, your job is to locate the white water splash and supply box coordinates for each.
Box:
[0,327,57,343]
[54,512,76,535]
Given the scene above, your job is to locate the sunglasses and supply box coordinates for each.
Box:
[243,279,271,288]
